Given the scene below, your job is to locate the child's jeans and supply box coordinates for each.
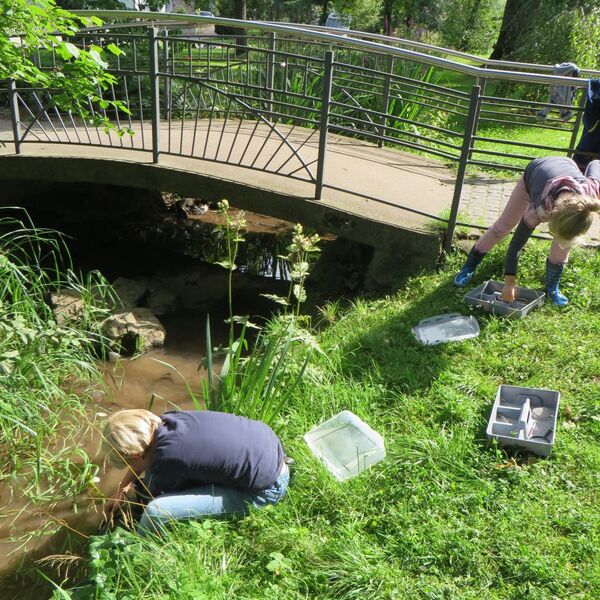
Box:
[474,177,570,265]
[137,464,289,535]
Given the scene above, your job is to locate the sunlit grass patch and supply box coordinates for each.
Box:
[71,240,600,599]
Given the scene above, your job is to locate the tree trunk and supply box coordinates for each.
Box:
[383,0,393,36]
[319,0,330,26]
[234,0,247,57]
[490,0,541,60]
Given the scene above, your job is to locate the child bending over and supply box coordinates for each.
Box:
[454,156,600,306]
[102,409,290,534]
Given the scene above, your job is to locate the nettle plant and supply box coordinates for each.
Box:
[201,201,320,428]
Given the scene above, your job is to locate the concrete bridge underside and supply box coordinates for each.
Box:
[0,119,458,284]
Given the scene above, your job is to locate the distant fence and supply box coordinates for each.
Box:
[1,12,597,250]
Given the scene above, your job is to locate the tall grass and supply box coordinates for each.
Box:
[0,209,112,509]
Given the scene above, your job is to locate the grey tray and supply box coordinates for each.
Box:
[464,280,545,319]
[486,385,560,457]
[412,313,480,345]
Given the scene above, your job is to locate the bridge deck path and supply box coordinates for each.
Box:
[0,118,598,243]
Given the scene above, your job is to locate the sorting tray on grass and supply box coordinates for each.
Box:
[413,313,480,345]
[304,410,385,481]
[464,280,545,319]
[486,385,560,457]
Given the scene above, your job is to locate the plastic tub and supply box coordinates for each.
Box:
[486,385,560,456]
[464,280,545,319]
[304,411,385,481]
[412,313,480,345]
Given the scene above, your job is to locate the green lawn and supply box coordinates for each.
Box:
[72,240,600,600]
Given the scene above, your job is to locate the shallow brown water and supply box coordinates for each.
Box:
[0,280,287,598]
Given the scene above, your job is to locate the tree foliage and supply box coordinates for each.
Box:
[491,0,600,69]
[1,0,127,123]
[384,0,444,37]
[330,0,383,32]
[441,0,504,54]
[55,0,124,9]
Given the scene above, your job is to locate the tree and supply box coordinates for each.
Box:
[331,0,383,32]
[490,0,600,69]
[213,0,248,53]
[381,0,444,38]
[441,0,504,54]
[1,0,124,122]
[489,0,540,60]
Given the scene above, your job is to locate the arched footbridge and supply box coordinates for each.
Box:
[1,13,599,261]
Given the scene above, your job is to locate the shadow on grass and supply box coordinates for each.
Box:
[334,270,499,396]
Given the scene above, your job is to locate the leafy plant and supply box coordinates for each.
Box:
[262,223,321,317]
[0,208,111,527]
[201,202,317,427]
[2,0,129,131]
[213,199,247,344]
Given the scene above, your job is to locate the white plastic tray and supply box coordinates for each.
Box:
[464,280,545,319]
[486,385,560,456]
[304,411,385,481]
[413,313,480,345]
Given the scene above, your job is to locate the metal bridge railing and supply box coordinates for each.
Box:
[1,13,595,251]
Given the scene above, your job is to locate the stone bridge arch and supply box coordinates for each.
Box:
[0,153,442,290]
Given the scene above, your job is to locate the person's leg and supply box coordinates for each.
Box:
[138,468,289,535]
[454,178,530,287]
[546,241,571,306]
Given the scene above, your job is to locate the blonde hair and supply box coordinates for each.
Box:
[547,191,600,245]
[102,409,162,467]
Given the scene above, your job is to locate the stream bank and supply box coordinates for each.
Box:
[0,180,431,597]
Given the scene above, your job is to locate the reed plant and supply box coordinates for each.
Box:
[0,209,111,509]
[201,202,319,428]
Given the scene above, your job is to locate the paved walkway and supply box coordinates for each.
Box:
[0,117,598,244]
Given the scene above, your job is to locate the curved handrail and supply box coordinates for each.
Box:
[72,11,593,87]
[83,15,600,79]
[267,22,600,78]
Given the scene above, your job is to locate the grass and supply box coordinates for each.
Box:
[0,211,112,542]
[69,239,600,599]
[469,122,575,176]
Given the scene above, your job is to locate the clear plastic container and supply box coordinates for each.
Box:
[304,411,386,481]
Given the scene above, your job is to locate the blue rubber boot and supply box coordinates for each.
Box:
[453,248,486,287]
[545,259,569,306]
